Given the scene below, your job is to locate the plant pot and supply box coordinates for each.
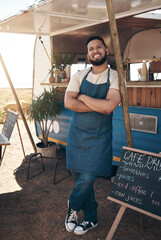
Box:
[36,142,56,158]
[49,76,55,83]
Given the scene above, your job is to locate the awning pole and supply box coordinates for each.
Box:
[0,54,37,153]
[105,2,139,239]
[105,0,133,147]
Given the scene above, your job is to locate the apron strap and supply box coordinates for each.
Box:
[82,68,92,81]
[83,67,110,87]
[107,67,110,88]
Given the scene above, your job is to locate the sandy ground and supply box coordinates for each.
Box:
[0,88,35,194]
[0,88,161,240]
[0,119,38,194]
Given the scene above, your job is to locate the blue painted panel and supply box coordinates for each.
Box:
[113,106,161,160]
[50,108,72,141]
[36,105,161,165]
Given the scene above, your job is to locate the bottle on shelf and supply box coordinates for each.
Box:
[141,60,147,81]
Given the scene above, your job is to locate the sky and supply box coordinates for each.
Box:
[0,0,37,88]
[0,0,36,21]
[0,33,35,88]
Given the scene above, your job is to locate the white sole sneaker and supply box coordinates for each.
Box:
[74,222,98,235]
[65,216,77,232]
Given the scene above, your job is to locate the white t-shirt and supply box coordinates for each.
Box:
[66,67,119,92]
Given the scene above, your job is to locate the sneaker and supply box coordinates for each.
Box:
[65,208,78,232]
[74,220,98,235]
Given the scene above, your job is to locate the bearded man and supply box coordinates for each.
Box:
[64,36,121,235]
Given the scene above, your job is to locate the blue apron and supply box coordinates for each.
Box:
[66,68,113,177]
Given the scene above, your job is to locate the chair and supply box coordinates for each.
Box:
[53,155,71,184]
[27,152,45,180]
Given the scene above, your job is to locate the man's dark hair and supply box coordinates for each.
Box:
[86,36,106,48]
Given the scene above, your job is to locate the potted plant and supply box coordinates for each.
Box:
[27,88,62,157]
[48,65,55,83]
[53,52,76,81]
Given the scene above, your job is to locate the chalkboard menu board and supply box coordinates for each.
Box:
[110,147,161,219]
[2,110,18,139]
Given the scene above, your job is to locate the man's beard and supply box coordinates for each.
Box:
[89,53,107,66]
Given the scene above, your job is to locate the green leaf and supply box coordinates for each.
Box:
[27,88,63,145]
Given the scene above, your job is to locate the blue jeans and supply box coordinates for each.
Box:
[69,171,98,222]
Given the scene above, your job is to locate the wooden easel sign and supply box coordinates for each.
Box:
[106,146,161,240]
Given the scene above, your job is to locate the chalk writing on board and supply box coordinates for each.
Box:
[110,147,161,217]
[121,151,161,171]
[120,166,149,179]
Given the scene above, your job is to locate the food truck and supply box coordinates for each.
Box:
[0,0,161,165]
